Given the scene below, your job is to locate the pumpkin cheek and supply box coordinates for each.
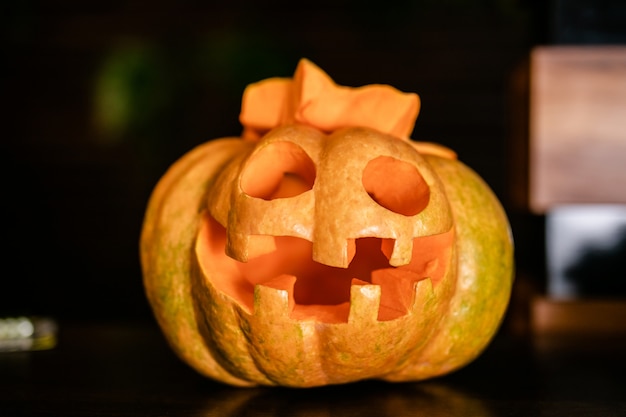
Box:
[196,213,454,323]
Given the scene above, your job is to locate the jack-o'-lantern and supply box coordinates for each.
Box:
[140,59,514,387]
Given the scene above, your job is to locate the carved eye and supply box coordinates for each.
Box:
[362,156,430,216]
[241,141,316,200]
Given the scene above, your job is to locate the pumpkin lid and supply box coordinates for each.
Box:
[239,59,420,140]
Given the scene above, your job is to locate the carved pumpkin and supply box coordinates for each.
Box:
[140,59,514,387]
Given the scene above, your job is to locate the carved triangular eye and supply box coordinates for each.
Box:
[241,141,316,200]
[362,156,430,216]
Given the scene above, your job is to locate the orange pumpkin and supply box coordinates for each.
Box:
[140,59,514,387]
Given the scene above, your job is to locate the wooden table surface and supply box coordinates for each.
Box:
[1,320,625,417]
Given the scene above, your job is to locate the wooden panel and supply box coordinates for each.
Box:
[532,297,626,335]
[529,46,626,213]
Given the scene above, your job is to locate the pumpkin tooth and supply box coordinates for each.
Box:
[254,274,297,318]
[347,279,381,323]
[312,236,356,269]
[379,237,415,267]
[225,230,249,262]
[388,235,414,267]
[413,277,435,308]
[245,235,278,258]
[226,232,277,262]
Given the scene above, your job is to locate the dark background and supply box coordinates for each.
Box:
[2,0,625,322]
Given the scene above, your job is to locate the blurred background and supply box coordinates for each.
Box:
[2,0,625,325]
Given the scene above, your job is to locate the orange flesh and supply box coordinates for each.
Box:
[197,214,453,323]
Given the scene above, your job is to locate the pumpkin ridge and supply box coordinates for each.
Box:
[141,138,255,387]
[191,253,276,385]
[235,303,285,385]
[382,155,514,381]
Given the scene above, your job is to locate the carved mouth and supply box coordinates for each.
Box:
[196,214,453,323]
